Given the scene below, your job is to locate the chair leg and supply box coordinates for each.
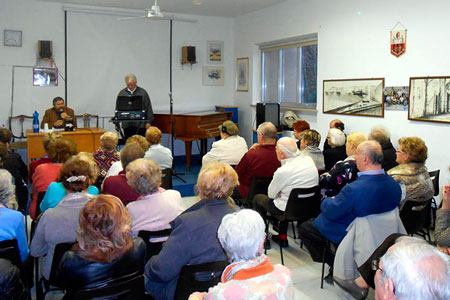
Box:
[280,244,284,265]
[320,246,326,289]
[291,221,296,240]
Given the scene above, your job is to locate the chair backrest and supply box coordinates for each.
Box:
[174,260,229,300]
[428,170,440,197]
[0,239,21,268]
[161,168,173,190]
[75,113,99,128]
[49,242,76,284]
[8,115,33,140]
[399,200,432,235]
[246,176,273,203]
[72,273,145,300]
[138,229,172,262]
[284,186,321,223]
[35,191,46,217]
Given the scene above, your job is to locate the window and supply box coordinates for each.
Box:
[261,41,317,108]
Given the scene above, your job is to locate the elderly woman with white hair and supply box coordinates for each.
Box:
[323,128,347,171]
[189,209,293,300]
[145,161,239,300]
[126,158,184,237]
[0,169,29,262]
[368,125,398,171]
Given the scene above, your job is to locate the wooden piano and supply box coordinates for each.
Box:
[153,111,232,169]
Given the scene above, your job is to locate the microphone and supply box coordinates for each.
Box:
[56,108,64,119]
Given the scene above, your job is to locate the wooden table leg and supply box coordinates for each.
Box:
[200,139,207,157]
[184,140,192,170]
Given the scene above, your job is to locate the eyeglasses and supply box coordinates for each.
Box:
[396,149,407,154]
[371,258,383,273]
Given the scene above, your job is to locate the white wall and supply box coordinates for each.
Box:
[234,0,450,192]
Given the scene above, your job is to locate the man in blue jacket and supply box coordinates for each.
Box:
[299,140,401,268]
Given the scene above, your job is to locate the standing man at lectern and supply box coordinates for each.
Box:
[116,73,154,140]
[41,97,77,129]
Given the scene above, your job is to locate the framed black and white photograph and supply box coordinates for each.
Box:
[202,66,224,86]
[384,86,409,111]
[323,78,385,117]
[409,76,450,124]
[33,67,58,86]
[207,40,224,63]
[236,57,249,91]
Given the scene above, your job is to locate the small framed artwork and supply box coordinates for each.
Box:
[409,76,450,124]
[203,66,224,86]
[207,40,224,63]
[236,57,249,92]
[33,67,58,86]
[384,86,409,111]
[323,78,385,117]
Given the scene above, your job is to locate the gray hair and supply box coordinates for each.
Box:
[120,144,145,169]
[380,238,450,300]
[277,137,299,158]
[218,209,266,262]
[256,122,277,140]
[328,128,346,147]
[357,140,383,165]
[126,158,161,195]
[124,73,137,83]
[0,170,15,206]
[368,125,391,145]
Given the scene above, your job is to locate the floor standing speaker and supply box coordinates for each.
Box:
[256,102,280,130]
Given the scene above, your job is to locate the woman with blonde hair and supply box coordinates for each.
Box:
[145,162,239,300]
[93,131,120,185]
[144,126,173,170]
[320,132,367,197]
[56,194,146,294]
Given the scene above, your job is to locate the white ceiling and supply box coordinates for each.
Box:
[36,0,287,18]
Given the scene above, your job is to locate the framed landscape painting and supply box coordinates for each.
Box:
[207,40,224,63]
[236,57,249,91]
[202,66,224,86]
[323,78,385,117]
[409,76,450,124]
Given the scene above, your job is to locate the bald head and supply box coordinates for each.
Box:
[330,119,345,131]
[276,137,298,161]
[355,140,383,171]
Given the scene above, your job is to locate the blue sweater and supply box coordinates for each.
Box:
[0,207,29,262]
[40,182,99,214]
[314,173,401,244]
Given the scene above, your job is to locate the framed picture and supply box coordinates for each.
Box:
[236,57,249,91]
[203,66,224,86]
[33,67,58,86]
[409,76,450,124]
[207,40,224,63]
[384,86,409,111]
[323,78,385,117]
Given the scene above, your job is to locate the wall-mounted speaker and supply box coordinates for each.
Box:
[38,40,53,59]
[256,102,280,130]
[181,46,196,63]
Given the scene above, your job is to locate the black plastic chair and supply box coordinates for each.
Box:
[173,260,229,300]
[428,170,440,229]
[321,240,337,289]
[0,239,22,268]
[138,229,172,263]
[270,186,322,265]
[71,273,146,300]
[34,191,46,218]
[161,168,173,190]
[243,176,273,207]
[400,199,432,242]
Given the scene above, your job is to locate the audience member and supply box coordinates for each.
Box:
[374,238,449,300]
[145,161,238,300]
[299,141,401,269]
[39,152,99,214]
[388,137,433,209]
[0,170,29,262]
[368,125,398,171]
[320,132,367,197]
[435,184,450,253]
[299,129,325,171]
[235,122,280,200]
[29,132,63,182]
[323,128,347,171]
[126,158,184,237]
[102,144,143,204]
[105,134,149,178]
[56,195,146,294]
[144,126,173,170]
[202,120,248,166]
[323,119,345,151]
[292,120,310,148]
[0,143,18,209]
[40,96,77,129]
[93,131,120,186]
[189,209,293,300]
[0,128,28,211]
[30,157,95,280]
[254,137,318,248]
[30,138,78,219]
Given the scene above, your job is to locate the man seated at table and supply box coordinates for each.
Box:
[41,96,77,129]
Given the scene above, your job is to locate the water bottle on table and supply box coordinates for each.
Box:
[33,111,39,133]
